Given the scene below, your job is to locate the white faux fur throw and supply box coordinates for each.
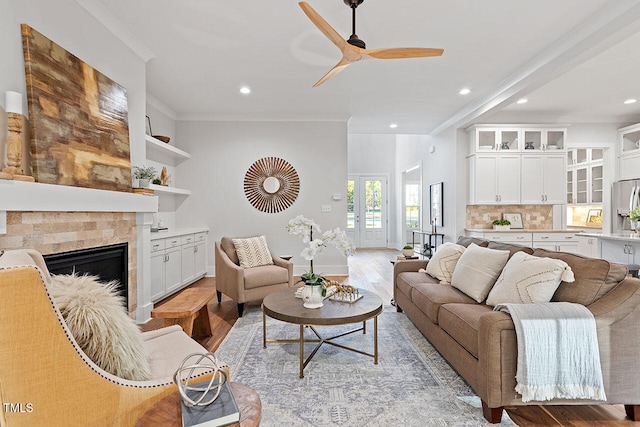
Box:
[49,273,151,381]
[494,302,606,403]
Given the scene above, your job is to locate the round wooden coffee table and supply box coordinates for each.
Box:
[262,287,383,378]
[135,382,261,427]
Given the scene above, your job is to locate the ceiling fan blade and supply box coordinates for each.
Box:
[367,47,444,60]
[299,2,347,50]
[312,60,351,87]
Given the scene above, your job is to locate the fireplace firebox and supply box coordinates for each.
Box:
[43,243,128,308]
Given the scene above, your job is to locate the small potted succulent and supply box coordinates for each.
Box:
[492,219,511,231]
[402,245,415,258]
[132,165,157,188]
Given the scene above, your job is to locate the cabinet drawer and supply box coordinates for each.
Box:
[181,234,195,245]
[195,232,207,243]
[483,232,531,242]
[150,239,165,253]
[532,233,578,242]
[166,237,181,248]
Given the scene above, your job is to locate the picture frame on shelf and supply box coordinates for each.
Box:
[430,182,443,227]
[587,208,603,225]
[502,213,523,229]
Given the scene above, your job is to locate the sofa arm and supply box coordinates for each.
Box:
[477,310,517,408]
[214,242,245,300]
[393,259,429,288]
[588,277,640,325]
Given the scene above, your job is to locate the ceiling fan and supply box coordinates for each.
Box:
[299,0,444,87]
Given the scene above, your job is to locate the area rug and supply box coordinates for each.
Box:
[215,305,516,426]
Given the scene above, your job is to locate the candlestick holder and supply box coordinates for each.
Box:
[2,112,34,181]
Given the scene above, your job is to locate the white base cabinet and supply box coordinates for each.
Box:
[150,230,208,302]
[600,240,640,265]
[532,232,580,254]
[577,235,600,258]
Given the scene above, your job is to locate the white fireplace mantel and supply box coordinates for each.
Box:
[0,179,158,213]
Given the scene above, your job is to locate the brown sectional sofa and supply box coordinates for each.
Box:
[393,237,640,423]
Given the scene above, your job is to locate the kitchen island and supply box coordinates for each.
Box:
[577,232,640,271]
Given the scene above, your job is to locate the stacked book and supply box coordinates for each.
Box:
[180,380,240,427]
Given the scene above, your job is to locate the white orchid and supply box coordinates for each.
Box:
[287,216,355,287]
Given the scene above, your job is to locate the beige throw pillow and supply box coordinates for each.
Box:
[49,273,151,381]
[450,243,510,303]
[425,242,466,284]
[233,235,274,268]
[486,251,575,306]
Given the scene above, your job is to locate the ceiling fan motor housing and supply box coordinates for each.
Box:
[344,0,364,7]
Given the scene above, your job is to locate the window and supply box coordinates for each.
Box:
[405,183,420,228]
[347,180,355,229]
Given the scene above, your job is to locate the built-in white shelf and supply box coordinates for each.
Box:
[145,135,191,166]
[149,183,190,196]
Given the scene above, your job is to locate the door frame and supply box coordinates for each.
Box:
[347,174,389,248]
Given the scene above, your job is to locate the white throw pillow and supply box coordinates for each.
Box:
[49,273,151,381]
[425,242,466,284]
[486,251,575,306]
[232,235,274,268]
[450,243,510,303]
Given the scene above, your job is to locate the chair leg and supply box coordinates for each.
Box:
[237,303,244,317]
[626,405,640,420]
[216,290,222,303]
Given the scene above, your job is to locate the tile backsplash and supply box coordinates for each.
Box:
[466,205,554,229]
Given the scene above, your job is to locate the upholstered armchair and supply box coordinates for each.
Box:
[215,236,294,316]
[0,249,223,427]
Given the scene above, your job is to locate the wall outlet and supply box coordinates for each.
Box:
[321,205,332,213]
[482,214,489,221]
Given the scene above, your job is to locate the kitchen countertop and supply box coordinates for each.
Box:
[465,229,579,233]
[577,231,640,241]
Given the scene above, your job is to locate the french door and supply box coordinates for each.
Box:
[347,175,388,248]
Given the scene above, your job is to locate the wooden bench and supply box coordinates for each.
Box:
[150,287,215,337]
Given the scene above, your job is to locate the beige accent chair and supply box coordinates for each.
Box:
[215,237,294,316]
[0,249,224,427]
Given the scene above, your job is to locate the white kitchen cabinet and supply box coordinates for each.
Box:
[617,123,640,181]
[532,232,580,254]
[470,154,521,204]
[577,235,600,258]
[566,148,603,204]
[521,154,566,204]
[469,125,566,153]
[150,229,208,302]
[600,239,640,265]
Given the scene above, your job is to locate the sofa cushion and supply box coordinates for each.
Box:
[396,271,440,302]
[233,235,274,268]
[451,244,510,303]
[439,303,493,358]
[411,282,476,324]
[244,264,289,289]
[220,237,240,265]
[456,236,490,248]
[486,251,575,306]
[425,242,466,284]
[532,248,629,305]
[487,241,534,257]
[49,273,151,381]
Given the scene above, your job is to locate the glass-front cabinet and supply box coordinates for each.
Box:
[469,125,566,153]
[618,123,640,180]
[566,148,603,205]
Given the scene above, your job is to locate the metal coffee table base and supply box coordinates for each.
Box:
[263,313,379,378]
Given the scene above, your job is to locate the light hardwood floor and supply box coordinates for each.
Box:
[143,248,639,426]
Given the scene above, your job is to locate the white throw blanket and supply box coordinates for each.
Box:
[494,302,606,403]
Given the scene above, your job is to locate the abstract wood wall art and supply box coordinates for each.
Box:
[244,157,300,213]
[21,24,132,192]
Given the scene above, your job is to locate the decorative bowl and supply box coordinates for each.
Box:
[153,135,170,144]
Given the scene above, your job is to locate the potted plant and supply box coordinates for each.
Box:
[629,207,640,231]
[287,215,355,308]
[492,219,511,231]
[132,165,157,188]
[402,245,414,258]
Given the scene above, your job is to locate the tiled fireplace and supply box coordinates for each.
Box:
[0,180,157,320]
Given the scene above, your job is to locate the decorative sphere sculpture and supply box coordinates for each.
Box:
[173,352,227,407]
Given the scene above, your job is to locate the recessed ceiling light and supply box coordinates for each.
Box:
[459,88,471,95]
[517,98,528,104]
[389,123,398,129]
[239,86,251,94]
[624,98,637,105]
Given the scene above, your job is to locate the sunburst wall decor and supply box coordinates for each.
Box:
[244,157,300,213]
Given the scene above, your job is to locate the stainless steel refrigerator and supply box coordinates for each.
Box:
[612,179,640,232]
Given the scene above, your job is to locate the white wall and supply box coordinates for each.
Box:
[0,0,147,167]
[175,120,349,276]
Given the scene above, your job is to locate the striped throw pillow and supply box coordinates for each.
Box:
[232,236,274,268]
